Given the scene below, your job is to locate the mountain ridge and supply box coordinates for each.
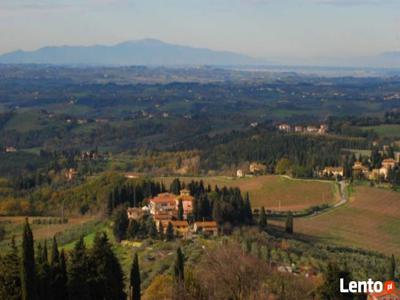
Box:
[0,39,267,66]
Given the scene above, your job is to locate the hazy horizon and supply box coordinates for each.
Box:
[1,0,399,66]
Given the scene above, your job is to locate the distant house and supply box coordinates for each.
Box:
[352,161,370,178]
[278,124,291,132]
[192,221,218,236]
[149,189,194,219]
[149,193,177,215]
[318,124,328,135]
[159,220,190,237]
[369,169,384,181]
[5,146,17,153]
[306,126,319,133]
[294,126,304,133]
[176,189,194,219]
[236,169,245,178]
[321,167,344,178]
[381,158,397,170]
[125,172,140,179]
[249,162,267,174]
[395,152,400,164]
[127,207,148,220]
[65,168,78,181]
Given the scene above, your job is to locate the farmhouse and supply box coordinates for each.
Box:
[65,168,78,181]
[277,124,291,132]
[294,125,304,133]
[127,207,148,220]
[306,126,319,133]
[352,161,370,178]
[176,189,194,219]
[249,162,267,174]
[318,124,328,134]
[149,189,194,219]
[321,166,344,178]
[158,220,190,237]
[236,169,245,178]
[149,193,177,215]
[5,146,17,153]
[193,221,218,236]
[381,158,396,170]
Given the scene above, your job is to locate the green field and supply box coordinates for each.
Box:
[361,124,400,138]
[3,111,45,133]
[158,175,337,211]
[292,186,400,256]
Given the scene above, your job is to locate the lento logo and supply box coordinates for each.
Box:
[340,279,397,294]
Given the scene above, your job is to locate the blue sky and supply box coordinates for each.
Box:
[0,0,399,63]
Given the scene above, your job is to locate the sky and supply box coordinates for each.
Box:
[0,0,399,64]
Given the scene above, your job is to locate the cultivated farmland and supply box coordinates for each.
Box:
[293,186,400,256]
[158,175,337,211]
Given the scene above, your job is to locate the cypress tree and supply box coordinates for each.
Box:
[146,218,158,239]
[89,232,126,300]
[192,197,199,221]
[258,206,267,230]
[177,199,184,221]
[166,222,175,241]
[285,212,294,234]
[170,178,181,195]
[244,193,253,225]
[21,218,37,300]
[390,254,396,280]
[50,237,67,300]
[67,237,90,300]
[59,250,68,300]
[0,237,21,300]
[129,253,141,300]
[112,207,129,242]
[36,242,50,300]
[173,248,185,299]
[174,248,185,282]
[158,222,164,240]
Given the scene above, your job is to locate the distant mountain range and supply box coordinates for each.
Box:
[0,39,266,66]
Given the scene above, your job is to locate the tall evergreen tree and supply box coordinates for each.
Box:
[36,242,50,300]
[89,232,126,300]
[390,254,396,280]
[174,248,185,283]
[21,218,37,300]
[244,193,253,225]
[129,253,141,300]
[177,199,184,221]
[0,237,21,300]
[173,248,185,299]
[50,237,67,300]
[166,222,175,241]
[112,207,129,242]
[170,178,181,195]
[58,250,68,300]
[67,237,90,300]
[258,206,267,230]
[146,218,158,239]
[158,222,164,240]
[285,212,294,234]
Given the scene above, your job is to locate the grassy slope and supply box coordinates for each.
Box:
[0,216,96,250]
[293,186,400,256]
[158,175,336,211]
